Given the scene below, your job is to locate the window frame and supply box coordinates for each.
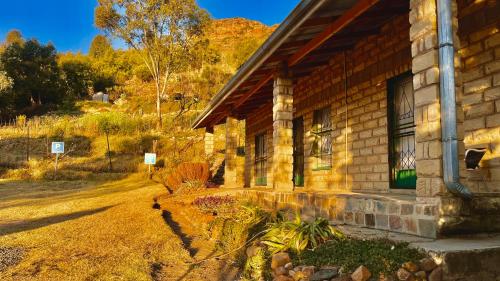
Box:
[387,72,417,189]
[311,106,333,170]
[254,133,267,186]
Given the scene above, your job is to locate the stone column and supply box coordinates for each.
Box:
[224,116,239,187]
[410,0,445,198]
[204,127,214,156]
[410,0,467,237]
[271,71,294,191]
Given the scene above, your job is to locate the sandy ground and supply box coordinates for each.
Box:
[0,176,235,281]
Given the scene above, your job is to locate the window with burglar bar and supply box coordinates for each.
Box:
[255,133,267,186]
[389,74,417,189]
[311,107,333,170]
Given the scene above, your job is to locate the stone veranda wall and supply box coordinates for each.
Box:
[458,0,500,193]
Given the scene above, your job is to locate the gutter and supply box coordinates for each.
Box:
[191,0,328,129]
[437,0,473,199]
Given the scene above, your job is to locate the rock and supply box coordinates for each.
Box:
[428,266,442,281]
[396,268,414,281]
[310,267,339,281]
[272,252,291,269]
[292,271,307,281]
[351,265,371,281]
[419,258,437,272]
[274,275,295,281]
[414,271,426,280]
[302,265,316,277]
[274,266,288,276]
[402,262,419,273]
[294,266,304,272]
[285,262,294,270]
[246,245,262,257]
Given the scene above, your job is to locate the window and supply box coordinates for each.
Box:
[311,107,333,170]
[388,74,417,189]
[255,133,267,186]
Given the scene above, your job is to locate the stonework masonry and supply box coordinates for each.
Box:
[225,116,241,187]
[229,189,438,238]
[458,0,500,193]
[271,75,294,191]
[204,127,214,156]
[232,1,500,238]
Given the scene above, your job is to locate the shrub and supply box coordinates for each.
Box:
[193,195,236,215]
[294,239,426,276]
[158,162,210,194]
[261,214,344,254]
[208,203,270,254]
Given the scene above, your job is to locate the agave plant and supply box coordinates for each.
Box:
[261,214,344,254]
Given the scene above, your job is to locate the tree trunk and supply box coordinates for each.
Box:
[156,83,162,129]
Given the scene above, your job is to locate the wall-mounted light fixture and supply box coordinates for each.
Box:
[465,148,487,170]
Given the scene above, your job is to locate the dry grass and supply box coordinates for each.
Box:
[0,175,192,280]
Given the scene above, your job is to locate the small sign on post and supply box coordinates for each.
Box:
[144,153,157,179]
[51,142,64,179]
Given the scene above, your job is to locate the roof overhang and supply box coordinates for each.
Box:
[193,0,409,129]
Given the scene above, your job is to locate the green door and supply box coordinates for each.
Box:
[293,117,304,187]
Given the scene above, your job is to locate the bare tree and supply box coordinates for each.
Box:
[95,0,209,129]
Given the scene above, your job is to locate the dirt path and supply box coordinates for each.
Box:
[0,176,196,280]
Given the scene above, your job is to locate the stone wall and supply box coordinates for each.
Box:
[238,1,500,237]
[228,189,438,238]
[458,0,500,193]
[245,104,273,187]
[245,14,412,193]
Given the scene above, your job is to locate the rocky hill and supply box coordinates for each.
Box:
[207,18,277,69]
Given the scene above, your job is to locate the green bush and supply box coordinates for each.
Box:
[262,214,344,254]
[294,239,425,276]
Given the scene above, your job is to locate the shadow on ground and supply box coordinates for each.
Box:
[0,205,115,236]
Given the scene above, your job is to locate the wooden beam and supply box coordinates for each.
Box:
[287,0,379,66]
[233,74,273,109]
[211,74,273,126]
[301,16,338,28]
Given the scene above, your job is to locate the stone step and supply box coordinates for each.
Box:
[410,234,500,281]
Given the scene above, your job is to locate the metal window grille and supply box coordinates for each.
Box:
[311,107,333,169]
[389,74,417,189]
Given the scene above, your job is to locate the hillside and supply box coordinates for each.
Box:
[207,18,276,69]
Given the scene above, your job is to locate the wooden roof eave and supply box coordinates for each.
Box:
[191,0,330,129]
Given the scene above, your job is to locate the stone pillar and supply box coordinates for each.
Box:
[271,72,294,191]
[204,127,214,156]
[224,116,239,187]
[410,0,445,198]
[410,0,468,237]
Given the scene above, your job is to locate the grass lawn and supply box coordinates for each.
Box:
[0,175,192,280]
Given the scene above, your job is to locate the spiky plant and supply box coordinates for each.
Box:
[261,214,344,254]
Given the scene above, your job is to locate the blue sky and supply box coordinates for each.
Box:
[0,0,300,54]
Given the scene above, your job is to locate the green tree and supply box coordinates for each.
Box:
[0,40,65,113]
[89,35,112,59]
[95,0,209,128]
[58,52,94,98]
[0,71,14,118]
[5,30,24,46]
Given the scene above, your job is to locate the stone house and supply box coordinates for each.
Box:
[193,0,500,239]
